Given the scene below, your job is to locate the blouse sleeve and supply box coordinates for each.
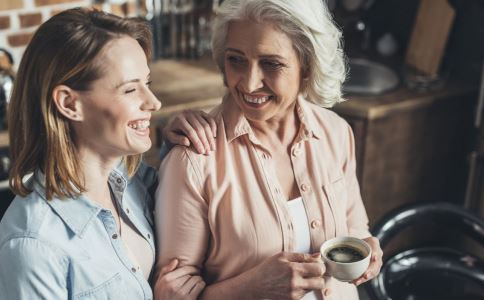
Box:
[342,123,371,239]
[154,147,209,273]
[0,237,69,299]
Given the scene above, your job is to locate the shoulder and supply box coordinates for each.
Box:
[305,100,350,130]
[304,100,352,141]
[0,191,50,242]
[0,193,70,272]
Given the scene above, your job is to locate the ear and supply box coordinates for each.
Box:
[52,85,83,121]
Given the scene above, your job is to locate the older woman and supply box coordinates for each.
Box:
[155,0,383,299]
[0,8,212,299]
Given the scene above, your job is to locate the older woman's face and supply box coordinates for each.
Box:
[224,20,302,123]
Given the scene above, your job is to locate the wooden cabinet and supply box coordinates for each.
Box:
[333,83,477,227]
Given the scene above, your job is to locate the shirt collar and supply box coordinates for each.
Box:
[222,94,258,144]
[295,95,321,140]
[32,163,129,238]
[222,93,321,143]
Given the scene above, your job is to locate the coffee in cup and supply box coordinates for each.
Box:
[320,236,371,282]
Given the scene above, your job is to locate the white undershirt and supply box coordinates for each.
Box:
[287,197,318,300]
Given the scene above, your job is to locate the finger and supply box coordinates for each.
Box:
[166,131,191,147]
[200,111,217,138]
[179,275,204,295]
[296,262,326,278]
[185,115,210,154]
[161,265,200,282]
[189,279,206,297]
[300,276,326,290]
[194,113,215,152]
[159,258,179,277]
[178,118,205,154]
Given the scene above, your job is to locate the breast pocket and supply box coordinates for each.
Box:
[74,273,126,300]
[323,177,349,236]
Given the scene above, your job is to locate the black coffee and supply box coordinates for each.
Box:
[326,246,365,263]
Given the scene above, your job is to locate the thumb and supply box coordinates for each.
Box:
[159,258,179,276]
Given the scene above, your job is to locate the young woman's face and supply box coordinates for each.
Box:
[223,20,303,123]
[75,36,161,157]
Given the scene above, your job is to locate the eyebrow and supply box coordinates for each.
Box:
[115,74,151,89]
[225,48,285,60]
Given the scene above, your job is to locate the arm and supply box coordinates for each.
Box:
[154,148,210,298]
[0,237,68,299]
[342,123,383,285]
[342,123,371,239]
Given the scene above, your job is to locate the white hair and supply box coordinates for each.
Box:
[211,0,346,107]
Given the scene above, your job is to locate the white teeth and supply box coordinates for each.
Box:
[128,120,150,130]
[243,94,270,104]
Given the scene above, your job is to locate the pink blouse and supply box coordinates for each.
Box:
[155,95,371,300]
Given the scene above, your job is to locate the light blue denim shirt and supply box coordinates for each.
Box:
[0,162,157,300]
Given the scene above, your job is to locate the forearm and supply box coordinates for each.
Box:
[199,268,256,300]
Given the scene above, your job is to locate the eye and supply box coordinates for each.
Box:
[261,59,284,71]
[227,55,246,66]
[146,80,152,86]
[125,88,136,94]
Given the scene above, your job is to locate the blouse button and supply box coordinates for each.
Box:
[131,267,137,273]
[147,233,151,239]
[126,208,130,214]
[301,183,311,192]
[112,233,118,239]
[311,220,322,229]
[292,148,301,157]
[116,178,122,184]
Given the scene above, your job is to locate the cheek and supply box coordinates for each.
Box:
[224,66,239,87]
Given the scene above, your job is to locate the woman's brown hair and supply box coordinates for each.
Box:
[8,7,152,200]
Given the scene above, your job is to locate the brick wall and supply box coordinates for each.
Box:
[0,0,139,70]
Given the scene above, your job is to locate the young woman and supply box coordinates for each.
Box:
[0,8,210,300]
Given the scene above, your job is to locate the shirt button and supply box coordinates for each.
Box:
[116,178,122,184]
[112,233,118,239]
[131,267,137,273]
[147,233,151,239]
[126,208,130,214]
[301,183,311,192]
[311,219,322,229]
[292,148,301,157]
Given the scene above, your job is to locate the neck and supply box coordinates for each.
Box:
[249,102,299,147]
[77,145,121,208]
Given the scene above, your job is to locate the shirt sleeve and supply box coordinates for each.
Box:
[342,123,371,239]
[154,147,209,273]
[0,237,69,300]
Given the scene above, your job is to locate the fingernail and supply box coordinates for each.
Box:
[324,288,331,296]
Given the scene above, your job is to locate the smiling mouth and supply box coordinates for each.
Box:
[128,119,150,130]
[242,94,273,105]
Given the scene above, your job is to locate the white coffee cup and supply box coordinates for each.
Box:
[320,236,371,282]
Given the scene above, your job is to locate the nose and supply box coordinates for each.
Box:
[141,88,162,112]
[241,63,264,93]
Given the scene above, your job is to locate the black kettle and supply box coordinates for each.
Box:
[0,48,14,130]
